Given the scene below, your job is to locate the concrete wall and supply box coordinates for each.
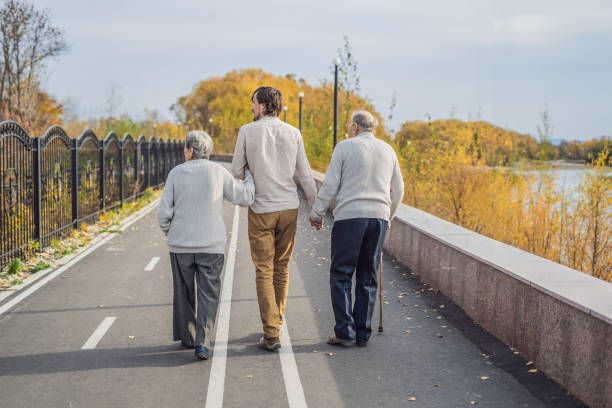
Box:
[383,204,612,408]
[310,170,611,408]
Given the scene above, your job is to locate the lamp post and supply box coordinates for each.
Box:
[333,57,340,148]
[153,123,157,138]
[298,92,304,133]
[209,118,213,137]
[283,105,288,122]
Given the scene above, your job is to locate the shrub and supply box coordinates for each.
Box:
[7,258,24,275]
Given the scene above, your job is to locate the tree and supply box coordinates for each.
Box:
[0,0,67,123]
[536,107,559,161]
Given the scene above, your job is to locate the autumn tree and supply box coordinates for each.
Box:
[170,68,385,167]
[0,0,67,131]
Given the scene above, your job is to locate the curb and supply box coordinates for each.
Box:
[0,198,160,315]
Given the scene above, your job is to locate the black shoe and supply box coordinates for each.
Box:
[258,336,281,351]
[356,341,368,347]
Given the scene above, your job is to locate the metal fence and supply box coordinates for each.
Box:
[0,121,184,268]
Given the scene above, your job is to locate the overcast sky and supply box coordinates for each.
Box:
[33,0,612,141]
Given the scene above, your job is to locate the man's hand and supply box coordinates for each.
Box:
[309,216,323,230]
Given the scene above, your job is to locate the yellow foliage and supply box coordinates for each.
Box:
[171,68,386,169]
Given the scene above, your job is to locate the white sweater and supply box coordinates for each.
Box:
[231,116,317,213]
[310,132,404,222]
[157,159,254,254]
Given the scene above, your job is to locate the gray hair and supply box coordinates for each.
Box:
[350,110,378,133]
[185,130,213,159]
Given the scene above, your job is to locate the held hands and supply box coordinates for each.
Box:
[309,216,323,230]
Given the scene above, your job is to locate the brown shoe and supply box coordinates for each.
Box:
[327,336,353,347]
[258,336,281,351]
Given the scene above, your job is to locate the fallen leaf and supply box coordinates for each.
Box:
[397,295,403,298]
[96,305,104,308]
[513,351,519,355]
[404,330,411,333]
[128,336,135,339]
[528,369,538,373]
[434,384,440,388]
[406,317,412,320]
[470,401,478,405]
[526,361,534,366]
[246,375,253,378]
[441,325,447,328]
[439,305,446,308]
[313,350,318,353]
[480,376,490,380]
[408,397,416,401]
[326,352,333,356]
[383,301,389,304]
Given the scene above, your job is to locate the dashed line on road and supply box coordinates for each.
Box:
[205,205,240,408]
[280,320,308,408]
[144,257,160,271]
[82,316,117,349]
[0,199,160,318]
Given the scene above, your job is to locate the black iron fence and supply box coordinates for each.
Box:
[0,121,184,268]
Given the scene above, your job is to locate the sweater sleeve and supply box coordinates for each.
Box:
[231,127,247,180]
[310,145,343,221]
[157,171,175,234]
[389,153,405,220]
[295,132,318,205]
[223,168,255,207]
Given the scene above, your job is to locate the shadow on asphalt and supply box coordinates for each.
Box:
[0,344,203,376]
[10,303,172,315]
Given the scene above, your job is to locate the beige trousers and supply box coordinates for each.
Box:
[248,208,298,338]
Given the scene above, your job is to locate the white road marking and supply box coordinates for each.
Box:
[0,199,159,318]
[82,316,117,349]
[205,205,240,408]
[144,257,160,271]
[279,321,308,408]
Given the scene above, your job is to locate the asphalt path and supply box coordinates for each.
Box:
[0,183,584,407]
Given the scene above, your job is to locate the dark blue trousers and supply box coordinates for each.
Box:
[330,218,387,343]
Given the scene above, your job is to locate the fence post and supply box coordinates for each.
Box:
[71,138,79,229]
[99,143,105,210]
[119,140,124,206]
[32,137,42,247]
[146,142,151,188]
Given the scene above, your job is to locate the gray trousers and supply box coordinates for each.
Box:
[170,252,224,350]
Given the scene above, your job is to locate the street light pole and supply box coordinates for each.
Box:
[333,57,340,148]
[298,92,304,133]
[209,118,213,137]
[283,106,288,122]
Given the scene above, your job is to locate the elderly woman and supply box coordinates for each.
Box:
[157,130,254,360]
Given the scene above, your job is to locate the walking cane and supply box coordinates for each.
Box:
[378,251,384,333]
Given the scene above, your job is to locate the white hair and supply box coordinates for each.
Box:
[185,130,213,159]
[351,110,378,133]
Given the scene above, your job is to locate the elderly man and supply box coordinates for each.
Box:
[310,110,404,347]
[232,86,317,351]
[158,130,254,360]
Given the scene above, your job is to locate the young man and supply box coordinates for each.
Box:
[158,130,254,360]
[309,110,404,347]
[232,87,317,350]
